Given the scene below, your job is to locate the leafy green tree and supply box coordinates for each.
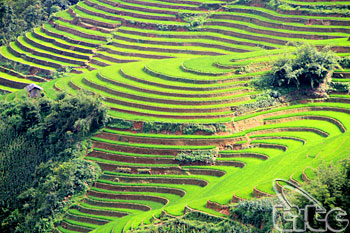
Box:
[271,43,340,88]
[0,91,108,232]
[293,159,350,232]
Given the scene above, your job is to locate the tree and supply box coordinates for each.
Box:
[271,43,340,88]
[293,159,350,232]
[0,91,108,232]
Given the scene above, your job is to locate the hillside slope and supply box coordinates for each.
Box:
[0,0,350,232]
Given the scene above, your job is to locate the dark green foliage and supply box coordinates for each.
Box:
[0,91,108,232]
[142,121,181,133]
[183,123,216,134]
[329,82,349,93]
[142,122,228,135]
[176,150,217,165]
[183,123,228,134]
[293,159,350,232]
[132,211,255,233]
[266,0,350,15]
[178,12,210,30]
[114,167,132,174]
[199,3,223,10]
[0,0,80,45]
[108,118,133,129]
[236,91,282,116]
[230,198,281,233]
[271,44,339,88]
[339,56,350,68]
[4,159,101,232]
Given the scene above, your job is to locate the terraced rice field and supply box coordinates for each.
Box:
[10,53,348,233]
[1,0,350,92]
[1,0,350,232]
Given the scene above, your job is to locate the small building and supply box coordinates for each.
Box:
[24,83,43,98]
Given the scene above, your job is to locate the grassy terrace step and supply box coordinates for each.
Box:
[0,46,54,72]
[0,71,34,89]
[212,11,350,33]
[97,69,248,97]
[144,58,268,83]
[113,31,263,53]
[84,0,183,23]
[33,27,95,54]
[280,0,350,6]
[106,39,238,55]
[0,84,19,93]
[78,202,139,216]
[88,0,181,19]
[71,6,122,26]
[115,61,247,91]
[88,187,180,204]
[84,71,254,105]
[68,209,116,222]
[92,137,216,150]
[70,73,254,114]
[115,0,201,10]
[17,36,87,66]
[95,180,191,197]
[102,173,209,187]
[100,0,189,15]
[98,43,210,59]
[26,31,92,60]
[62,219,96,232]
[206,18,349,38]
[9,42,62,70]
[203,21,347,45]
[53,20,110,39]
[43,24,103,46]
[225,5,350,25]
[234,102,350,122]
[202,25,347,48]
[116,27,278,49]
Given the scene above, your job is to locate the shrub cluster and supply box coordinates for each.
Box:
[236,91,282,116]
[175,150,217,165]
[339,56,350,68]
[142,121,228,135]
[132,210,255,232]
[178,13,210,30]
[329,82,349,93]
[229,198,281,233]
[0,91,108,232]
[108,118,134,129]
[266,0,350,15]
[0,0,80,46]
[271,43,339,88]
[142,122,181,133]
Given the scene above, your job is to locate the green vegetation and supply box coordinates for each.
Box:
[292,159,350,231]
[271,43,340,88]
[0,0,350,232]
[176,150,217,165]
[0,0,80,45]
[0,92,108,232]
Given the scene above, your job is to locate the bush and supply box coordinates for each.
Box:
[0,91,108,232]
[271,43,339,88]
[114,167,132,174]
[236,91,282,116]
[108,118,133,129]
[329,82,349,92]
[142,122,181,133]
[229,198,281,233]
[178,13,210,30]
[175,150,217,165]
[339,56,350,68]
